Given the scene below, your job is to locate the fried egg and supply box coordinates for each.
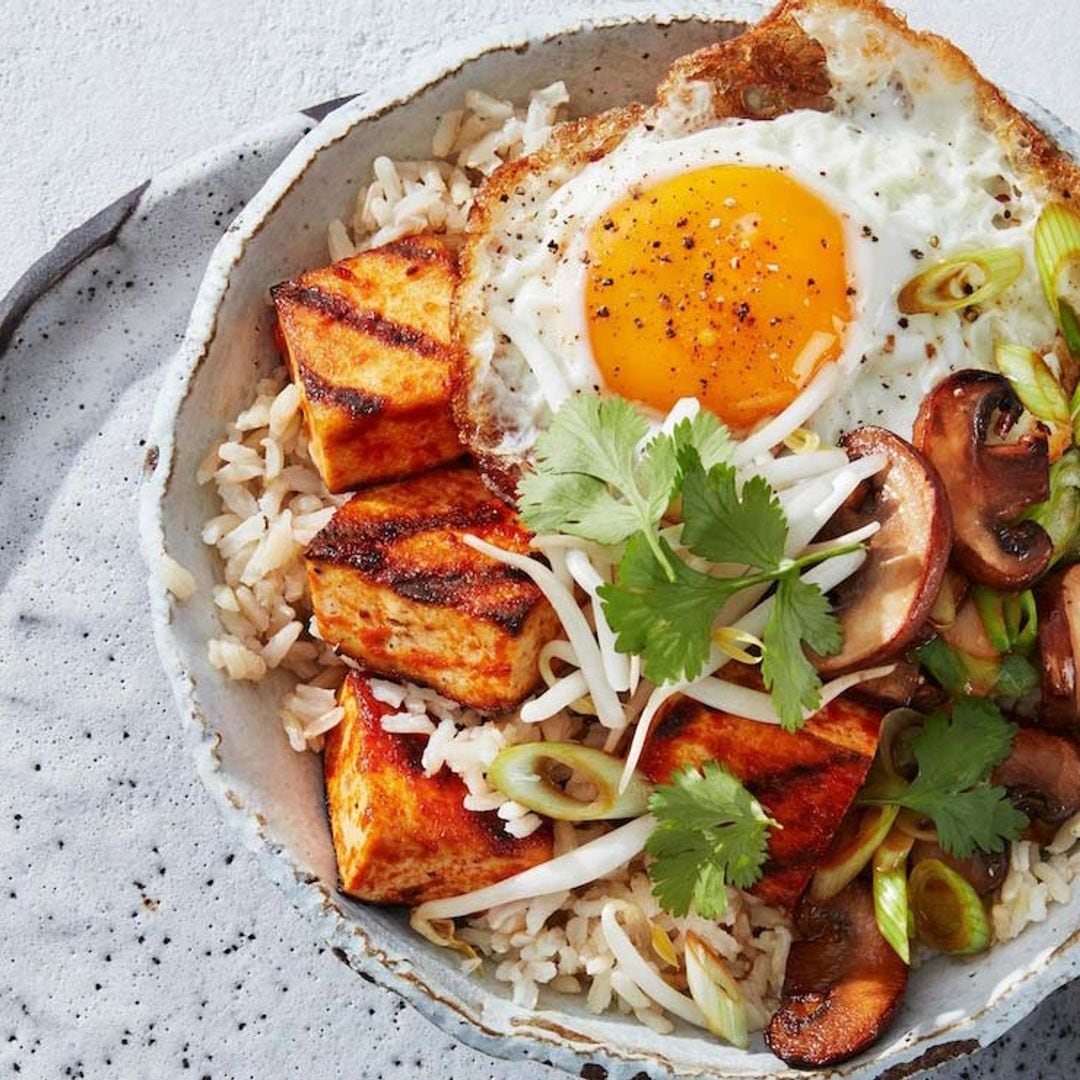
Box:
[455,1,1064,476]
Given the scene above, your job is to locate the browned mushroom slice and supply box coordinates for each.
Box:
[912,370,1052,591]
[1036,565,1080,730]
[816,427,952,677]
[851,660,934,710]
[765,881,908,1068]
[909,840,1007,896]
[992,726,1080,825]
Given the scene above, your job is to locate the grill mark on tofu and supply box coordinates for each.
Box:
[743,753,865,800]
[271,280,448,358]
[297,363,386,418]
[307,502,506,557]
[641,688,881,908]
[383,236,457,265]
[390,567,533,619]
[306,467,548,636]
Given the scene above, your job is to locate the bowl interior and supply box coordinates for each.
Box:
[154,11,1080,1079]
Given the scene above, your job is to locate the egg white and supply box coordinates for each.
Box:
[470,77,1057,452]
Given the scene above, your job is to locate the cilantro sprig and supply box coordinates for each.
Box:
[863,697,1028,858]
[518,394,862,730]
[601,449,859,728]
[646,762,776,919]
[520,396,685,576]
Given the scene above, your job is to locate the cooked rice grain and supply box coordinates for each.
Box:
[158,554,197,601]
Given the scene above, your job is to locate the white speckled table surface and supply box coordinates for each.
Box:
[3,1,1080,1077]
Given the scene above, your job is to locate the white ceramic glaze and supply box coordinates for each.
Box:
[140,8,1080,1078]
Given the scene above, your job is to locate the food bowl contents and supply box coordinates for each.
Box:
[172,0,1080,1068]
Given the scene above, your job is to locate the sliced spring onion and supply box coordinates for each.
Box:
[973,586,1013,653]
[487,742,653,821]
[1034,202,1080,356]
[684,932,750,1049]
[994,342,1070,425]
[897,248,1023,314]
[1024,448,1080,567]
[872,824,915,964]
[600,901,706,1027]
[877,707,923,786]
[895,808,939,843]
[809,804,899,902]
[916,636,1000,697]
[969,587,1038,674]
[1003,590,1038,655]
[909,857,991,955]
[413,814,655,922]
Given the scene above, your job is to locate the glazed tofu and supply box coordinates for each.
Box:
[639,692,882,909]
[325,673,553,904]
[271,234,464,493]
[306,466,561,712]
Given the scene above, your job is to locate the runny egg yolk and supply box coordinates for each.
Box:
[584,164,852,430]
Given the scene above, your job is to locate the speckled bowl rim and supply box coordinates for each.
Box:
[139,6,1080,1078]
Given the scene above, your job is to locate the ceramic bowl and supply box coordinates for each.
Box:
[141,5,1080,1077]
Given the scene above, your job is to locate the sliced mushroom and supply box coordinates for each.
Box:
[913,370,1052,591]
[765,880,908,1068]
[816,427,953,677]
[851,660,939,710]
[910,840,1007,897]
[1037,565,1080,729]
[992,726,1080,825]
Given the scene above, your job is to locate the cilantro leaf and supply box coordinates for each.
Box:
[870,697,1027,858]
[679,452,787,570]
[904,783,1028,859]
[646,763,774,918]
[761,574,842,731]
[517,395,677,549]
[516,471,643,544]
[907,698,1017,793]
[531,394,647,483]
[672,411,734,472]
[599,534,732,684]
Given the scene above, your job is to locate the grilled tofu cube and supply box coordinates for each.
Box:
[272,234,464,493]
[325,673,553,903]
[306,466,560,711]
[640,693,882,909]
